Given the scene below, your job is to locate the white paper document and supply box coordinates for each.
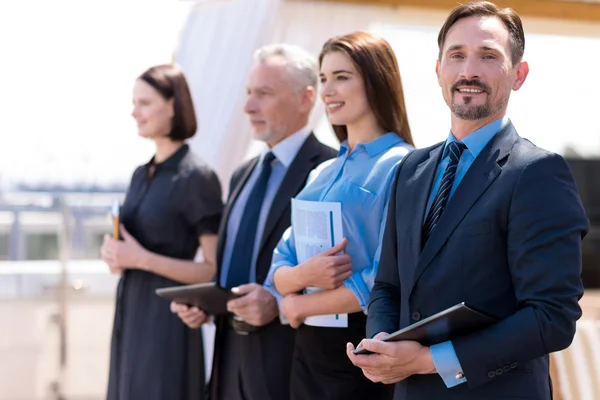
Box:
[291,198,348,328]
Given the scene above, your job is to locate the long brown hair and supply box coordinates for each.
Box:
[138,64,197,141]
[319,31,413,146]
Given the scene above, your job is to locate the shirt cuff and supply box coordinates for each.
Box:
[263,262,293,325]
[342,271,371,313]
[430,341,467,388]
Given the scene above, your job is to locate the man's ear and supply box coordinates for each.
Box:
[512,61,529,91]
[300,86,316,113]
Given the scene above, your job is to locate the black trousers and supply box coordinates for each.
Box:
[290,312,394,400]
[216,324,273,400]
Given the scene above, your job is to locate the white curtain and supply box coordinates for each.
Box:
[175,0,283,194]
[177,0,402,193]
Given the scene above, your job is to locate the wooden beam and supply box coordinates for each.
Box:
[317,0,600,23]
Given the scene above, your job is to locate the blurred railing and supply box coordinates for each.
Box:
[0,260,119,400]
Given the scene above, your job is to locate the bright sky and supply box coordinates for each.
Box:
[1,2,599,188]
[0,1,193,188]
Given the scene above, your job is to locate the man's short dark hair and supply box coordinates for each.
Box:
[438,1,525,65]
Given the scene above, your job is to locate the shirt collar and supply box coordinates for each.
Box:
[146,143,189,170]
[444,116,509,159]
[262,127,311,168]
[339,132,403,158]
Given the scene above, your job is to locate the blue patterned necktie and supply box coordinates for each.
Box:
[225,152,275,289]
[422,141,467,245]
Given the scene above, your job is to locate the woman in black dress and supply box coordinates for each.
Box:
[101,64,223,400]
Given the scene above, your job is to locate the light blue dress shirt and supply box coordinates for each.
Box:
[264,132,414,311]
[427,116,508,388]
[219,128,311,286]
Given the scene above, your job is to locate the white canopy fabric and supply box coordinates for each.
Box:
[177,0,400,194]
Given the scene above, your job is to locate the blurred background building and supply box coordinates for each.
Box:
[0,0,598,399]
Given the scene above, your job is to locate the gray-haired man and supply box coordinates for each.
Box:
[172,44,336,400]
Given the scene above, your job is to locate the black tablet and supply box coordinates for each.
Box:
[155,282,237,316]
[353,303,498,355]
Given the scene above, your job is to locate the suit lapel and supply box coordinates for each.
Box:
[216,159,258,273]
[411,145,445,252]
[396,144,445,288]
[411,122,518,291]
[257,134,319,263]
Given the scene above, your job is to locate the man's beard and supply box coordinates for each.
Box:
[450,79,503,121]
[452,99,492,120]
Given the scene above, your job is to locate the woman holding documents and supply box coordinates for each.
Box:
[100,64,223,400]
[263,32,414,400]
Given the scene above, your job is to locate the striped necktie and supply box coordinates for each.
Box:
[422,141,467,245]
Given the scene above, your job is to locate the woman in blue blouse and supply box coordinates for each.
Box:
[263,31,414,400]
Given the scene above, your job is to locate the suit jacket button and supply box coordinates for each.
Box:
[503,365,511,372]
[510,362,518,369]
[495,368,503,375]
[488,371,496,378]
[411,311,421,321]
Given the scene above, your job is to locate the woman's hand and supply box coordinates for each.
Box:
[297,239,353,290]
[100,224,149,272]
[281,293,306,329]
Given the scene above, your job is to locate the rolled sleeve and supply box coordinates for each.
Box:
[430,341,467,388]
[264,226,297,304]
[343,270,372,312]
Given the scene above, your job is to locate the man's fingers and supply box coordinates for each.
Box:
[346,342,357,364]
[231,283,257,297]
[176,306,207,328]
[178,309,198,319]
[170,302,187,313]
[228,284,257,310]
[363,370,383,383]
[346,348,380,369]
[179,307,205,319]
[362,339,390,355]
[227,292,253,310]
[183,314,205,327]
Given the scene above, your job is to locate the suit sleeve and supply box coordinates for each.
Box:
[453,152,589,389]
[366,161,404,339]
